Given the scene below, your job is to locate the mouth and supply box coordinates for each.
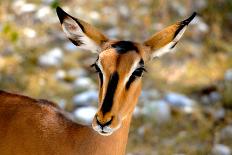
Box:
[98,130,113,136]
[92,123,114,136]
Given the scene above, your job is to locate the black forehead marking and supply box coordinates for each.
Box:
[111,41,139,54]
[101,72,119,115]
[139,59,144,66]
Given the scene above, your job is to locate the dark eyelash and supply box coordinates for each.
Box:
[132,67,147,77]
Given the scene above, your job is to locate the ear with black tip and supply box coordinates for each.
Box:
[56,7,108,53]
[143,12,197,58]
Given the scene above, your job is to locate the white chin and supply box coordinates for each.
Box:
[98,131,113,136]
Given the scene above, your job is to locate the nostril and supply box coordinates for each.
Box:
[104,116,113,126]
[96,116,113,128]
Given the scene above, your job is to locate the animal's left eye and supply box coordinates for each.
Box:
[91,63,101,73]
[132,67,146,77]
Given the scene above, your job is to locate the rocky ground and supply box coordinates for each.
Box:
[0,0,232,154]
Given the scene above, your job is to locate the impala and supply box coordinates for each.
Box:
[0,7,196,155]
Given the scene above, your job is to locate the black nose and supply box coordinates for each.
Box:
[96,116,113,128]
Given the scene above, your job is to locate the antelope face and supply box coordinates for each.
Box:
[56,7,196,136]
[91,41,148,135]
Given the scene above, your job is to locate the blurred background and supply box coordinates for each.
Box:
[0,0,232,154]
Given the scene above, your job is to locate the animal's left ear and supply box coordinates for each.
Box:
[143,12,197,58]
[56,7,108,53]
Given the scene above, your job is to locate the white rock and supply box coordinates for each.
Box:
[193,0,207,10]
[68,69,87,78]
[106,28,120,38]
[64,42,77,52]
[212,144,231,155]
[73,90,98,106]
[73,106,97,125]
[142,100,171,123]
[38,48,63,67]
[119,5,130,17]
[35,6,52,20]
[191,17,209,33]
[133,106,142,118]
[55,70,66,80]
[170,1,187,16]
[23,28,37,38]
[12,0,37,14]
[165,92,195,107]
[57,99,66,109]
[73,77,96,90]
[140,89,160,103]
[89,11,100,21]
[225,69,232,81]
[165,92,196,113]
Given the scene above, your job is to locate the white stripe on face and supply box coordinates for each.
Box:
[123,59,140,86]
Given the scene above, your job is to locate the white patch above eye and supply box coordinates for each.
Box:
[62,18,101,53]
[152,26,187,58]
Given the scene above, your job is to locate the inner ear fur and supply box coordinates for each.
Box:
[143,12,197,57]
[56,7,108,50]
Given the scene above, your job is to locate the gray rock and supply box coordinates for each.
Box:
[192,0,207,10]
[73,90,98,106]
[191,17,209,33]
[68,69,87,78]
[225,69,232,81]
[201,92,221,105]
[73,106,97,125]
[38,48,63,67]
[139,89,160,104]
[142,100,171,123]
[212,144,231,155]
[165,92,196,113]
[73,77,96,90]
[35,6,52,20]
[105,28,120,38]
[220,125,232,141]
[55,70,66,80]
[64,42,77,52]
[12,0,37,15]
[214,108,225,120]
[170,1,187,16]
[133,106,142,118]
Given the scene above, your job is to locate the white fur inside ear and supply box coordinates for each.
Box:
[62,18,100,53]
[152,26,187,58]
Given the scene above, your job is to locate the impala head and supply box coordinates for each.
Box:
[56,7,196,136]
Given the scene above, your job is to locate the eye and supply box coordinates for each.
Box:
[132,67,146,77]
[91,63,101,73]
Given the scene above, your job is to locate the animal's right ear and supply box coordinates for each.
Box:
[56,7,108,53]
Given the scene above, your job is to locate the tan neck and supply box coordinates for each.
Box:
[0,91,134,155]
[72,114,133,155]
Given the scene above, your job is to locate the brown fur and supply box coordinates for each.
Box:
[0,90,131,155]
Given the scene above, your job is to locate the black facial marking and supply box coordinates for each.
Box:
[56,7,85,32]
[91,61,103,87]
[173,12,197,39]
[170,41,178,49]
[126,59,145,90]
[101,72,119,114]
[69,38,83,46]
[139,59,144,66]
[99,72,103,87]
[126,75,136,90]
[112,41,139,54]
